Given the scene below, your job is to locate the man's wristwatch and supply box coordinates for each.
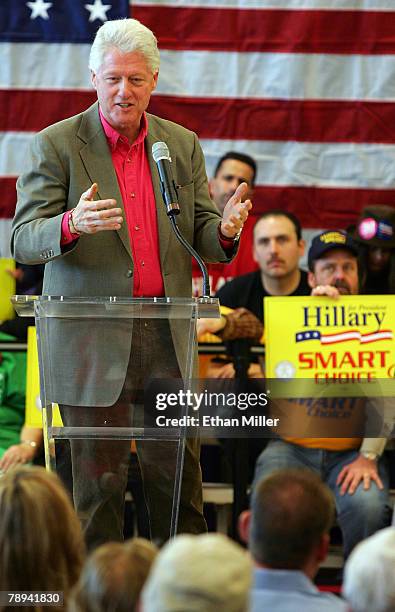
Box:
[360,451,379,461]
[218,224,242,242]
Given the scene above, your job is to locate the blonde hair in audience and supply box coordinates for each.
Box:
[343,527,395,612]
[141,533,252,612]
[0,466,85,607]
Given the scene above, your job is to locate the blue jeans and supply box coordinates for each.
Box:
[253,439,390,558]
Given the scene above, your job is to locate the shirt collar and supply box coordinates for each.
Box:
[99,107,148,151]
[253,568,318,594]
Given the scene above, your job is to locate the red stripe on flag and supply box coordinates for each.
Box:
[132,6,395,54]
[2,176,395,227]
[3,90,395,145]
[251,185,395,227]
[149,95,395,144]
[0,90,97,132]
[0,178,17,219]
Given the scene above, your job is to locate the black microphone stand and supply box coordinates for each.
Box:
[168,215,211,298]
[225,338,252,540]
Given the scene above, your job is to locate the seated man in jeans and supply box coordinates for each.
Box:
[253,230,391,558]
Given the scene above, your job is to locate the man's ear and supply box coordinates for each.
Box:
[238,510,251,544]
[90,70,97,90]
[307,271,316,289]
[298,238,306,257]
[315,533,330,563]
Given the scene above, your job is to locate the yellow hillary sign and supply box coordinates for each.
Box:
[265,295,395,396]
[25,326,63,428]
[0,258,16,321]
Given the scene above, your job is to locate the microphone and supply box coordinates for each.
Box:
[152,142,180,217]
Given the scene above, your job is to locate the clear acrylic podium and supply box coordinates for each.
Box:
[13,295,220,543]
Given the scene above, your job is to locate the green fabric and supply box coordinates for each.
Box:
[0,332,26,458]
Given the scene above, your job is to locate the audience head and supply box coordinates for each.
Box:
[89,18,160,74]
[70,538,158,612]
[0,466,85,599]
[252,211,304,284]
[210,152,256,213]
[307,230,360,294]
[353,204,395,255]
[343,527,395,612]
[352,205,395,292]
[239,468,334,578]
[141,533,252,612]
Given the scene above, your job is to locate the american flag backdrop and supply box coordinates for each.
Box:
[1,0,395,256]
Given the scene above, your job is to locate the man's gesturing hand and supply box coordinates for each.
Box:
[220,182,252,239]
[71,183,123,234]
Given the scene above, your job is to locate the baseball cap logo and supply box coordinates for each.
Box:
[358,217,377,240]
[377,220,393,240]
[320,231,346,244]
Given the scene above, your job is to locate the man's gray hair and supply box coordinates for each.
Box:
[343,527,395,612]
[141,533,252,612]
[89,18,160,74]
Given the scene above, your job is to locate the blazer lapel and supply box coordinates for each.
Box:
[146,118,175,271]
[78,104,133,260]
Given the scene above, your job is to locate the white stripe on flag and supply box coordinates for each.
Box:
[3,43,395,102]
[0,219,13,258]
[156,50,395,101]
[199,138,395,189]
[0,132,36,176]
[0,132,395,189]
[3,131,395,189]
[3,131,395,191]
[132,0,395,10]
[0,43,91,90]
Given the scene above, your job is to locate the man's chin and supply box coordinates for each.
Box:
[265,269,286,278]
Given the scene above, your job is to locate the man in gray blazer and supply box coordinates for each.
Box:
[11,18,251,548]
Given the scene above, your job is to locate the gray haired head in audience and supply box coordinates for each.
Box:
[343,527,395,612]
[141,533,252,612]
[69,538,158,612]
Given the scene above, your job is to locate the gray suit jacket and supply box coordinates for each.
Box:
[11,103,232,405]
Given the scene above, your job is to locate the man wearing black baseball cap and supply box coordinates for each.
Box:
[352,205,395,294]
[253,228,390,560]
[307,230,360,297]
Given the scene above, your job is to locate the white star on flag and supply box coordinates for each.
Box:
[26,0,53,20]
[85,0,112,23]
